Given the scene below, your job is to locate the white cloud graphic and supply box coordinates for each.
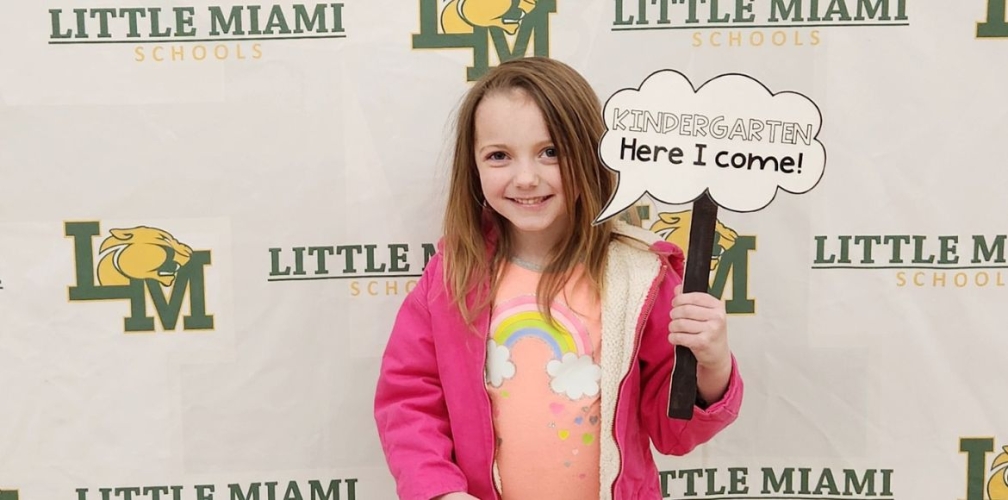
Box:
[485,340,515,387]
[547,353,601,400]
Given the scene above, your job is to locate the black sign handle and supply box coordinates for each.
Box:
[667,192,718,420]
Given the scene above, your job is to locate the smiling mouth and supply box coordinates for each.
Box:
[509,196,552,205]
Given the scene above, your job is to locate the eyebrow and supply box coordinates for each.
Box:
[477,143,508,154]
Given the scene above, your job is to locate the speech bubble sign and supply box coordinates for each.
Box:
[594,70,827,420]
[595,70,826,223]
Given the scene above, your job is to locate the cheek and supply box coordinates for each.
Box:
[547,170,569,197]
[477,169,506,194]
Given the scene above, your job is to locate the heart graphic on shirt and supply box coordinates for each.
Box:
[572,449,579,455]
[574,416,583,425]
[582,433,595,445]
[589,416,599,425]
[558,430,570,440]
[564,461,572,467]
[549,402,565,415]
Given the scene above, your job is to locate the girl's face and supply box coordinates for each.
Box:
[473,89,570,255]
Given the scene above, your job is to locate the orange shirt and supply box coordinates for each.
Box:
[485,263,603,500]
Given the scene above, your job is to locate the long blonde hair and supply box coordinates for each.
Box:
[442,57,615,325]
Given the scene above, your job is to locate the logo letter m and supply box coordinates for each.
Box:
[413,0,556,81]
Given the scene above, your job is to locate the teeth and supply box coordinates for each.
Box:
[513,197,546,205]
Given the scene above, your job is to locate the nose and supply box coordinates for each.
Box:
[513,159,540,188]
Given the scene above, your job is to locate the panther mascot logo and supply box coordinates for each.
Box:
[650,210,740,271]
[441,0,537,34]
[96,227,193,287]
[990,446,1008,500]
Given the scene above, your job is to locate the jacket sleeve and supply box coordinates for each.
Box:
[373,263,469,500]
[636,258,744,456]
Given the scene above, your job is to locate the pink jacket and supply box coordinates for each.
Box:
[374,222,743,500]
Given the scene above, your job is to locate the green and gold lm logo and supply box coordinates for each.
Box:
[65,221,213,332]
[413,0,556,81]
[645,209,756,314]
[961,437,1008,500]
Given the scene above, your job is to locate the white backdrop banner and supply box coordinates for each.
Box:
[2,1,1007,499]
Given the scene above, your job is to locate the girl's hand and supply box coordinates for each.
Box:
[668,284,732,403]
[668,285,730,368]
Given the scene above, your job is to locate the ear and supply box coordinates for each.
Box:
[659,212,680,224]
[109,228,136,241]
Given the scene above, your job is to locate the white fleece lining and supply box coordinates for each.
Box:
[598,222,662,500]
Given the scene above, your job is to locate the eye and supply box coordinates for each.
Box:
[487,151,508,161]
[542,147,558,158]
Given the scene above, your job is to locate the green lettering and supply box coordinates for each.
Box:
[814,469,840,495]
[270,248,291,276]
[209,6,245,35]
[972,235,1006,263]
[939,235,959,264]
[119,8,147,37]
[422,243,437,270]
[293,4,328,33]
[90,8,117,38]
[49,9,73,38]
[679,469,702,495]
[139,250,214,331]
[659,471,676,497]
[264,5,292,34]
[710,235,755,314]
[761,467,794,494]
[309,246,335,274]
[814,235,835,264]
[855,0,891,20]
[175,7,196,37]
[365,244,386,273]
[823,0,852,21]
[843,469,876,495]
[228,483,260,500]
[66,221,139,302]
[283,481,303,500]
[195,485,214,500]
[979,0,1008,37]
[248,5,263,34]
[331,3,345,33]
[961,438,994,500]
[309,480,357,500]
[114,488,142,500]
[149,8,172,37]
[614,0,635,25]
[729,467,748,494]
[389,244,410,273]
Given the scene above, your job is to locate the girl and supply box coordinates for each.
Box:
[374,57,743,500]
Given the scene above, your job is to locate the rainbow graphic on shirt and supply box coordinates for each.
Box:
[485,295,601,399]
[490,295,592,359]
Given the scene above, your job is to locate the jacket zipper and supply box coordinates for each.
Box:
[479,310,500,500]
[611,263,666,499]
